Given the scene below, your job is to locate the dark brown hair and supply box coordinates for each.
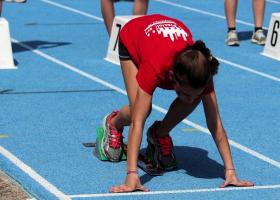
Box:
[173,40,219,89]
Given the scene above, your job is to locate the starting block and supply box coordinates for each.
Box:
[0,18,16,69]
[83,127,164,175]
[262,13,280,61]
[105,15,141,65]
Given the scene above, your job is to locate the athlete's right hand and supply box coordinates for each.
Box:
[109,174,149,193]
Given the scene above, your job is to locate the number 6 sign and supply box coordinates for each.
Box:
[262,13,280,61]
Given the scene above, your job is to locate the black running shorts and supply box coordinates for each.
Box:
[118,41,131,61]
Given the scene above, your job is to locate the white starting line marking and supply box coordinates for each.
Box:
[68,184,280,198]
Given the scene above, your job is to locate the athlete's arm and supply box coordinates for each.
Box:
[202,91,254,188]
[110,86,151,193]
[127,86,152,172]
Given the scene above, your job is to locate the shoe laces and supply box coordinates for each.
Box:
[108,128,123,149]
[108,111,123,149]
[227,30,238,41]
[157,135,172,156]
[254,30,265,40]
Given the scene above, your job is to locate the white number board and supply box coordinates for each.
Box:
[105,15,141,65]
[262,13,280,61]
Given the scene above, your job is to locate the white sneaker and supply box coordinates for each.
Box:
[251,29,266,45]
[102,111,124,162]
[4,0,27,3]
[226,30,240,46]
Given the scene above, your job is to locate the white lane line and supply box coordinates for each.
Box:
[68,184,280,198]
[266,0,280,4]
[153,0,268,30]
[0,146,70,200]
[217,57,280,83]
[40,0,268,29]
[11,38,280,170]
[40,0,103,22]
[179,118,280,169]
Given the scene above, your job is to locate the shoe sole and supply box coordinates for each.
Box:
[226,41,240,46]
[251,38,266,45]
[101,114,109,159]
[102,114,122,162]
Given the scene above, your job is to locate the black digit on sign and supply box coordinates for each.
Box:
[113,23,122,51]
[271,20,279,47]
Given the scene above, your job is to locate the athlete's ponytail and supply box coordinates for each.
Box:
[192,40,219,75]
[173,40,219,89]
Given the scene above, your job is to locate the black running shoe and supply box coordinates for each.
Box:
[146,121,177,170]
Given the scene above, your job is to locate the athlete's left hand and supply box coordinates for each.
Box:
[220,169,255,188]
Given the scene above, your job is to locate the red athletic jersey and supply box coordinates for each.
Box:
[119,14,214,95]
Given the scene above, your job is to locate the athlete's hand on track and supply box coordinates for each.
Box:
[110,174,149,193]
[220,169,255,188]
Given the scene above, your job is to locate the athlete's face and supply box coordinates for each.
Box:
[174,81,204,103]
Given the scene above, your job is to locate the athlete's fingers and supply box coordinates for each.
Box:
[220,180,254,188]
[136,184,150,192]
[109,184,129,193]
[219,181,229,188]
[234,180,255,187]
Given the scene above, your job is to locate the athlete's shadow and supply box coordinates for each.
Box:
[11,40,71,66]
[12,40,71,53]
[140,146,224,184]
[238,30,268,41]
